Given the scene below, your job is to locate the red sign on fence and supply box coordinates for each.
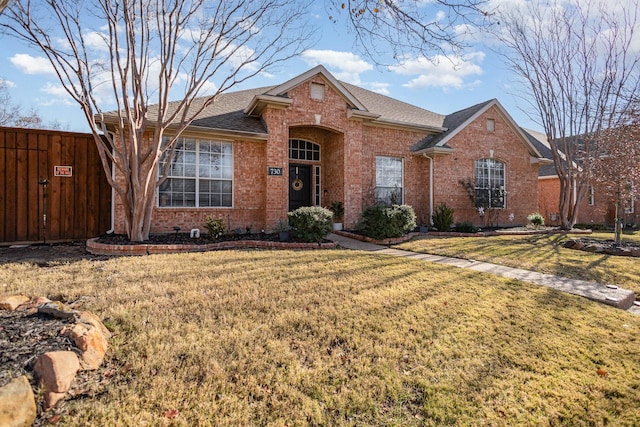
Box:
[54,166,73,177]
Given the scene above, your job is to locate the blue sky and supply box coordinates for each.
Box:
[0,2,540,133]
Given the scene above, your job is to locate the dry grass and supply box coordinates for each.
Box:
[2,249,640,426]
[396,231,640,296]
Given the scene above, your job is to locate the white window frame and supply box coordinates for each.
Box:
[315,165,321,206]
[375,156,404,205]
[588,185,595,206]
[474,158,506,209]
[158,137,233,208]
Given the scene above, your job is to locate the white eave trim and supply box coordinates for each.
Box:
[413,146,455,156]
[169,124,269,141]
[531,156,554,165]
[539,174,559,180]
[244,94,293,116]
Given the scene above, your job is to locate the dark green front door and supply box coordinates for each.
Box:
[289,164,311,211]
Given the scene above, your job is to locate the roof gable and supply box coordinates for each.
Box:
[264,65,368,111]
[412,99,545,158]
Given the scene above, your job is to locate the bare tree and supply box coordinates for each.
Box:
[494,0,640,230]
[589,120,640,244]
[327,0,493,64]
[0,0,9,14]
[1,0,314,242]
[0,78,44,128]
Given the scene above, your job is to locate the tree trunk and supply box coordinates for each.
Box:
[614,200,622,246]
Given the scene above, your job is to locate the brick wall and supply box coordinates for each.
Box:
[538,176,639,226]
[432,106,540,227]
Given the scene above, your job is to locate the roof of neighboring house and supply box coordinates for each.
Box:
[520,128,560,177]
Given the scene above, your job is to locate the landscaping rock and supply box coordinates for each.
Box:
[16,296,51,314]
[563,240,576,248]
[0,295,30,311]
[38,301,79,319]
[0,375,37,427]
[75,311,113,339]
[61,322,108,370]
[33,351,80,393]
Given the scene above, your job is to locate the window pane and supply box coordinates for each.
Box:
[158,138,233,207]
[474,158,505,208]
[375,156,403,204]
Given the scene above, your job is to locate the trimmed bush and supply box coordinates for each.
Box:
[432,203,454,232]
[288,206,333,243]
[204,216,225,240]
[360,204,416,240]
[527,212,545,227]
[454,221,479,233]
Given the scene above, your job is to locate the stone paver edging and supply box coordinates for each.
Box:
[87,237,337,255]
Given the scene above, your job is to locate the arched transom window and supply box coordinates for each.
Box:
[289,139,320,161]
[474,158,505,208]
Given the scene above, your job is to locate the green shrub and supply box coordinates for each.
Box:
[454,221,479,233]
[204,216,225,240]
[360,204,416,240]
[527,212,545,227]
[432,203,454,231]
[288,206,333,243]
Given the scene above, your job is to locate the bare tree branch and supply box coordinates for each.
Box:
[494,0,640,229]
[326,0,494,64]
[1,0,315,241]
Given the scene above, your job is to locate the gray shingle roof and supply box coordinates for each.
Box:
[339,82,445,129]
[412,99,494,151]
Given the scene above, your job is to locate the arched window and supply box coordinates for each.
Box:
[474,158,505,208]
[289,139,320,161]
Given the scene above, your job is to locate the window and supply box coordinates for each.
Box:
[486,118,495,132]
[375,156,403,204]
[289,139,320,161]
[475,158,505,208]
[158,137,233,207]
[310,82,325,100]
[588,185,595,206]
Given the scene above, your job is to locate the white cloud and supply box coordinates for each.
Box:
[0,79,16,88]
[301,49,373,84]
[83,31,110,52]
[10,54,56,75]
[39,82,75,106]
[390,52,485,90]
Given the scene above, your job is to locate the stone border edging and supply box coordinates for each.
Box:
[86,237,337,255]
[0,296,110,426]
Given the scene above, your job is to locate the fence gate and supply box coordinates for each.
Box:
[0,127,111,244]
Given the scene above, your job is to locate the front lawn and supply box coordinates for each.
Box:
[2,249,639,425]
[396,231,640,296]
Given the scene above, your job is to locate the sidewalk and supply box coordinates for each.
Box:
[328,233,638,313]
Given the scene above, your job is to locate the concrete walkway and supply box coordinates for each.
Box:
[328,233,639,314]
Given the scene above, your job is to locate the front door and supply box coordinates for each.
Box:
[289,164,311,211]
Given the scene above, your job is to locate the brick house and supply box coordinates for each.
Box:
[528,129,639,227]
[109,65,551,235]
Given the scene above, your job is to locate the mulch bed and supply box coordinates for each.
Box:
[95,231,327,245]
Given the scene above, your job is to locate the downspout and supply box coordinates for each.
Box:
[106,128,115,234]
[423,153,434,225]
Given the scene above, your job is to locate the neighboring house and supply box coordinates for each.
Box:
[106,65,551,235]
[532,130,639,227]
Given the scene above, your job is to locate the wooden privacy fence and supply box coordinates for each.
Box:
[0,127,111,244]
